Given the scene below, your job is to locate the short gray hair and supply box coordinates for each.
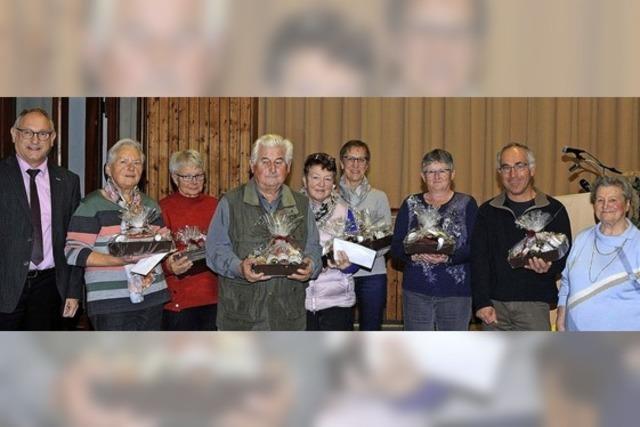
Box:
[13,108,55,131]
[590,176,639,220]
[250,134,293,166]
[421,149,454,171]
[496,142,536,169]
[107,138,145,166]
[169,149,204,174]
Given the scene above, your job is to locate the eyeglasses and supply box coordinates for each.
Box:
[498,162,529,174]
[16,127,54,141]
[423,168,451,177]
[176,173,205,182]
[342,156,368,165]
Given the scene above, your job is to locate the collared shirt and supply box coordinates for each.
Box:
[257,189,282,214]
[206,182,322,280]
[16,155,54,270]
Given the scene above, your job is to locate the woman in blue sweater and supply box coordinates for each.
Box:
[391,149,478,330]
[557,176,640,331]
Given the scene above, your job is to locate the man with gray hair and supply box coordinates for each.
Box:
[0,108,82,330]
[207,134,322,330]
[471,142,572,330]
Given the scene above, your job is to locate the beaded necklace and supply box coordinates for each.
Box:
[588,233,629,283]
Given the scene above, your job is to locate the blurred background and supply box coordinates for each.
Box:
[1,0,640,96]
[2,333,640,427]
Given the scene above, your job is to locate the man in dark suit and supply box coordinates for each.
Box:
[0,107,82,330]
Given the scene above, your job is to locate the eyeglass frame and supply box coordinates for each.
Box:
[422,168,452,177]
[15,127,55,141]
[342,155,368,165]
[175,173,206,182]
[498,162,530,174]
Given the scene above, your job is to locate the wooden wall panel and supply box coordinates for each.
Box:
[209,99,221,197]
[219,98,231,194]
[156,98,170,200]
[144,98,256,201]
[229,98,241,188]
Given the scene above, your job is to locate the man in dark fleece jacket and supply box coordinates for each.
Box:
[471,143,572,330]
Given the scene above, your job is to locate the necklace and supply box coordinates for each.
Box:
[588,236,628,283]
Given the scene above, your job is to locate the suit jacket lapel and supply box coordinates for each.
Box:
[48,164,63,247]
[7,155,31,217]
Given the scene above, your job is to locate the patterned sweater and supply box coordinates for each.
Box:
[65,191,169,316]
[391,192,478,297]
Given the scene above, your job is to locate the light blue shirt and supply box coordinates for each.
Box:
[558,220,640,331]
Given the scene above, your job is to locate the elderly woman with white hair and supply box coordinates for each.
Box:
[557,175,640,331]
[65,139,188,330]
[206,134,323,330]
[159,149,219,330]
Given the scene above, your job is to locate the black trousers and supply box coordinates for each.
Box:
[90,304,164,331]
[0,268,62,330]
[162,304,218,331]
[306,306,354,331]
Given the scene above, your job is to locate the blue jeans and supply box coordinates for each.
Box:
[354,274,387,331]
[403,289,471,331]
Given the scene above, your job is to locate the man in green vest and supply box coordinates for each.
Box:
[206,134,322,330]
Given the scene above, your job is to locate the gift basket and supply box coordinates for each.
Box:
[108,205,174,258]
[343,209,393,251]
[507,210,570,269]
[173,225,208,276]
[250,210,306,276]
[403,203,456,255]
[318,211,356,267]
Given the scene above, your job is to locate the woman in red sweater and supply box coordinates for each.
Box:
[160,150,218,330]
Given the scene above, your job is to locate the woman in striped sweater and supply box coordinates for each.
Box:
[64,139,189,330]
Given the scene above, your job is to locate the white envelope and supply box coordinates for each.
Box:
[333,238,377,269]
[131,252,170,275]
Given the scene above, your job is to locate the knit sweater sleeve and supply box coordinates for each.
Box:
[471,204,493,311]
[205,197,242,279]
[449,195,478,266]
[547,201,573,277]
[557,262,571,308]
[372,189,392,259]
[391,198,411,264]
[557,227,589,307]
[64,195,101,268]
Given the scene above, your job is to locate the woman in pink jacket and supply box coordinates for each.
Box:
[302,153,358,331]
